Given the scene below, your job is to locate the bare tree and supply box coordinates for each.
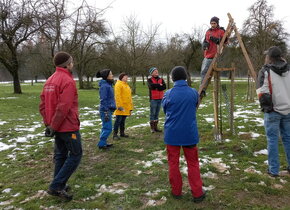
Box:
[242,0,288,70]
[116,15,159,94]
[0,0,49,93]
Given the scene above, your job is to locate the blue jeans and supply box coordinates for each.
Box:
[50,131,82,191]
[150,99,162,121]
[114,115,127,133]
[200,58,213,85]
[264,111,290,175]
[98,111,113,147]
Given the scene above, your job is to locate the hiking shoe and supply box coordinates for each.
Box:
[113,135,120,140]
[106,144,113,147]
[64,185,71,192]
[120,133,129,138]
[47,189,73,201]
[267,169,279,177]
[98,145,110,150]
[193,192,206,203]
[171,193,182,199]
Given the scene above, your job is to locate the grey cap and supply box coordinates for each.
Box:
[264,46,282,58]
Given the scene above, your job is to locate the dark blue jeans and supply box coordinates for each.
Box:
[50,131,82,191]
[114,115,127,133]
[150,99,162,121]
[98,111,113,147]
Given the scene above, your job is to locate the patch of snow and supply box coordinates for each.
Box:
[128,123,148,130]
[202,172,218,179]
[81,120,95,127]
[244,166,262,175]
[203,185,215,191]
[254,149,268,156]
[258,181,266,186]
[0,142,15,151]
[216,151,224,155]
[0,121,7,125]
[2,188,12,193]
[205,118,214,123]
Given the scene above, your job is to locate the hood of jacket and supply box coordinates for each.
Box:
[268,60,289,76]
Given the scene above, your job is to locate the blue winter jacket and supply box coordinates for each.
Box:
[99,80,116,112]
[162,80,199,146]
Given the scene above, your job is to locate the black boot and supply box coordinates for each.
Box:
[154,121,162,132]
[150,121,155,133]
[120,128,129,138]
[113,130,120,140]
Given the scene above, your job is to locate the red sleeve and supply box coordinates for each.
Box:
[50,82,75,130]
[39,91,47,125]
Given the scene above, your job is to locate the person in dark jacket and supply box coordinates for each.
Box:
[200,16,225,96]
[256,46,290,177]
[96,69,116,150]
[162,66,205,203]
[147,67,166,133]
[39,51,82,201]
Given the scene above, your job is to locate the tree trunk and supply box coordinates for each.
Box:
[12,71,22,94]
[132,75,136,95]
[167,72,170,89]
[142,74,145,85]
[186,70,192,87]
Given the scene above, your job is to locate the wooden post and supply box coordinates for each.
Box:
[230,63,235,135]
[213,69,221,141]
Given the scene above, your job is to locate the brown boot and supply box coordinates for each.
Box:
[150,121,155,133]
[154,120,162,132]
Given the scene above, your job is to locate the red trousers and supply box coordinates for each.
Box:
[166,145,203,197]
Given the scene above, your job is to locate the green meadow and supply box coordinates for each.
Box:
[0,80,290,209]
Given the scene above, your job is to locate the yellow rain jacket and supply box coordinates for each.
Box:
[113,80,133,116]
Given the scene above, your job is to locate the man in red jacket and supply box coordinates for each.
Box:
[147,67,166,133]
[39,51,82,201]
[200,16,225,96]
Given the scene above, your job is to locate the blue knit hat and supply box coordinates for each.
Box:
[149,67,157,75]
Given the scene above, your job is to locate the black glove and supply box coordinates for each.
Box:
[104,111,110,122]
[203,41,209,50]
[210,36,221,44]
[45,126,55,137]
[118,107,124,111]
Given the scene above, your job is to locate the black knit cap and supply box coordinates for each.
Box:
[171,66,187,82]
[210,16,219,25]
[96,69,111,80]
[53,51,72,67]
[119,72,127,80]
[265,46,282,58]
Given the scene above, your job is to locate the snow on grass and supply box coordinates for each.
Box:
[0,97,18,100]
[0,142,15,151]
[128,123,148,130]
[14,124,42,132]
[202,172,218,179]
[205,118,214,123]
[244,166,262,175]
[145,196,167,207]
[253,149,268,156]
[2,188,12,193]
[0,121,7,125]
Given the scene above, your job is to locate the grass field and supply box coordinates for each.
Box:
[0,80,290,209]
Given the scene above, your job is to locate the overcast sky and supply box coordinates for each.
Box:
[73,0,289,41]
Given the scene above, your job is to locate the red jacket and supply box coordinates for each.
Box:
[203,27,225,59]
[39,67,80,132]
[147,76,166,100]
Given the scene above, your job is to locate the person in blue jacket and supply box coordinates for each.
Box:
[96,69,116,150]
[162,66,205,203]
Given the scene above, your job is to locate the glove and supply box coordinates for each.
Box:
[203,41,209,50]
[118,107,124,111]
[209,36,221,44]
[104,111,110,122]
[45,126,55,137]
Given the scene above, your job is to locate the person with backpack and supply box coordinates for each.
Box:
[256,46,290,177]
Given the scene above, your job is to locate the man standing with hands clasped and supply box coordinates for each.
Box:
[39,51,82,201]
[147,67,166,133]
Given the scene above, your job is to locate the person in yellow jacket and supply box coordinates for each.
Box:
[113,73,133,140]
